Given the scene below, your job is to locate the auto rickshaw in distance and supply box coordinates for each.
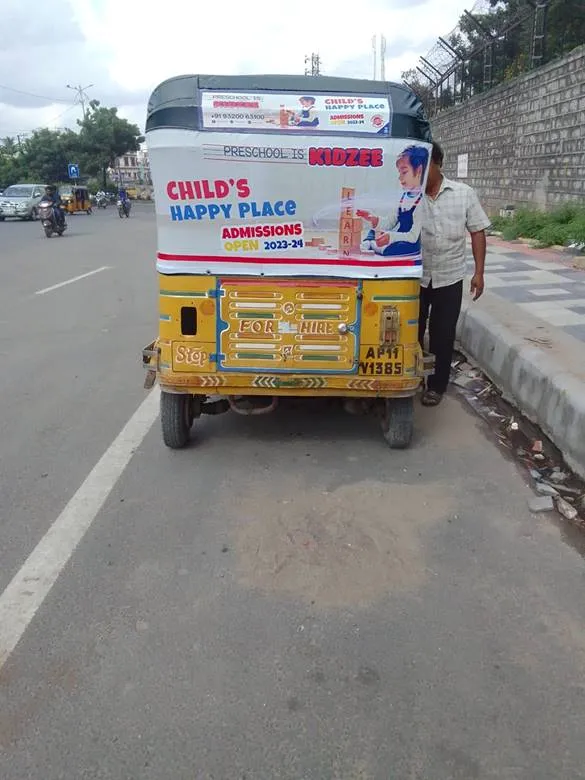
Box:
[142,74,434,449]
[60,185,92,215]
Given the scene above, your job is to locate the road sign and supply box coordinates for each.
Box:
[68,163,80,179]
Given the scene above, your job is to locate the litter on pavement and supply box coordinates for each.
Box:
[451,352,585,526]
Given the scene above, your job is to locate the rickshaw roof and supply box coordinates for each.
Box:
[146,74,431,141]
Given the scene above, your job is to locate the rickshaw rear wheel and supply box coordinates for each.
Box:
[381,397,414,450]
[161,391,195,448]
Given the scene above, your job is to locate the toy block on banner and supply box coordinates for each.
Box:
[351,218,363,252]
[339,217,354,256]
[339,232,353,255]
[341,187,355,219]
[339,187,356,256]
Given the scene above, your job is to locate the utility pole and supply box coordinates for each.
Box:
[372,35,377,80]
[380,35,387,81]
[304,53,321,76]
[66,83,94,120]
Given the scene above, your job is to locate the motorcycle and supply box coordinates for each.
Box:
[96,194,108,209]
[38,200,66,238]
[118,199,131,218]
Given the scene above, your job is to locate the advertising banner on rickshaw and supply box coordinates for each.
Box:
[149,98,431,278]
[200,90,392,135]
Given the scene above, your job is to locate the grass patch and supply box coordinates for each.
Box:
[491,205,585,248]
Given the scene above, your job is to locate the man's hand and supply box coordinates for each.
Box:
[469,230,486,301]
[470,273,484,301]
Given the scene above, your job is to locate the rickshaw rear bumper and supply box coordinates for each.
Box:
[143,336,435,397]
[142,340,159,389]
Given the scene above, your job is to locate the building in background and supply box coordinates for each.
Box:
[109,144,151,187]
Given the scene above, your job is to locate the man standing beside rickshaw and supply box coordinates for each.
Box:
[418,141,490,407]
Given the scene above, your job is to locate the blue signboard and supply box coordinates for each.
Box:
[68,163,80,179]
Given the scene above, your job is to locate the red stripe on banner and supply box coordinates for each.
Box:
[157,252,420,268]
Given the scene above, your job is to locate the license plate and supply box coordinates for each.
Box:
[358,346,404,376]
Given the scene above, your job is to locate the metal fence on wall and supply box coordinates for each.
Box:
[406,0,565,117]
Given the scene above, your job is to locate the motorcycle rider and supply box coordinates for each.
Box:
[118,186,130,216]
[44,184,66,227]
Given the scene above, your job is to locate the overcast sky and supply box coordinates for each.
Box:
[0,0,467,138]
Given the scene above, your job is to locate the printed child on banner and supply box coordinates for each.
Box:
[356,145,429,257]
[294,96,319,128]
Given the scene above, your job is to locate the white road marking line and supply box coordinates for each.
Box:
[34,266,111,296]
[0,387,160,669]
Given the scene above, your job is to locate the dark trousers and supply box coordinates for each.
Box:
[418,280,463,395]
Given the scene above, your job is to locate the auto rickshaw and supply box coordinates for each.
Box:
[142,74,434,449]
[60,185,92,215]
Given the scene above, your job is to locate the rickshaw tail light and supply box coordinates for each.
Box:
[380,306,400,348]
[180,306,198,335]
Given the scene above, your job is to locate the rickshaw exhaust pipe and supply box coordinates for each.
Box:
[228,396,278,416]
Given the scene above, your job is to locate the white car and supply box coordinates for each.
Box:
[0,183,47,221]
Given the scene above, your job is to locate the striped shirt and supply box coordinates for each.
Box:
[420,176,491,289]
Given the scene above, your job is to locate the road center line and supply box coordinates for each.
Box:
[0,387,160,669]
[34,266,111,296]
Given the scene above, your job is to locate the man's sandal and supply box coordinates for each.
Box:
[421,390,443,407]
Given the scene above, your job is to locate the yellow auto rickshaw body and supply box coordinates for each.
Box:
[61,185,92,214]
[153,274,426,397]
[143,73,434,449]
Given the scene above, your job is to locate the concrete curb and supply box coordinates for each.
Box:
[456,297,585,480]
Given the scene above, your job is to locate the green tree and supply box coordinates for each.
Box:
[0,137,23,189]
[412,0,585,110]
[18,128,79,183]
[547,0,585,58]
[77,100,143,188]
[453,0,585,92]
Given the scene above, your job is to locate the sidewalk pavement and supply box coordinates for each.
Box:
[456,237,585,479]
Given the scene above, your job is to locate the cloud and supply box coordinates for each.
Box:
[0,0,146,134]
[0,0,466,136]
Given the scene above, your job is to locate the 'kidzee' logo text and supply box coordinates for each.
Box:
[308,147,383,167]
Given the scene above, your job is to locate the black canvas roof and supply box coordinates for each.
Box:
[146,74,431,141]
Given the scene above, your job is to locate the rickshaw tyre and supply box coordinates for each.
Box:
[161,391,192,449]
[381,397,414,450]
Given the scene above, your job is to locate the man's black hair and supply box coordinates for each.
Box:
[431,141,444,167]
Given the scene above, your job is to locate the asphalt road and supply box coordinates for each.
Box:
[2,205,585,779]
